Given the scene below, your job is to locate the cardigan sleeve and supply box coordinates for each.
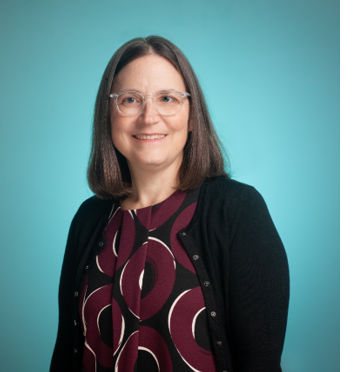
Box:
[49,196,114,372]
[50,212,79,372]
[228,186,289,372]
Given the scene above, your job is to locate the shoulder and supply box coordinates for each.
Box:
[201,176,265,210]
[199,177,284,252]
[195,176,272,231]
[203,176,254,193]
[76,195,115,218]
[70,196,116,235]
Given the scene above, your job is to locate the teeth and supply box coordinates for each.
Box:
[135,134,166,140]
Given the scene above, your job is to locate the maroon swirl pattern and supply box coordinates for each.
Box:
[79,189,217,371]
[115,326,173,372]
[136,191,186,230]
[82,284,114,370]
[169,287,217,371]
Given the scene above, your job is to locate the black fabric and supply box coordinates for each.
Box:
[50,176,289,372]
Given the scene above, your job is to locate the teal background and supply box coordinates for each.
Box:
[0,0,339,371]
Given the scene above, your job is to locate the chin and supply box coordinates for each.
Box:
[140,159,172,168]
[135,155,182,170]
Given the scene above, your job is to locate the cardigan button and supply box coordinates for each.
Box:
[193,255,199,260]
[216,340,222,346]
[210,311,217,317]
[181,232,186,236]
[98,241,104,247]
[74,320,78,326]
[204,281,210,287]
[74,291,79,297]
[74,348,78,354]
[85,265,89,270]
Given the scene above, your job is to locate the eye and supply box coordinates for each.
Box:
[118,93,141,106]
[124,97,136,104]
[161,95,174,103]
[158,93,180,104]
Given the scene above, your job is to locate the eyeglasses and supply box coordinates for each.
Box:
[109,90,190,117]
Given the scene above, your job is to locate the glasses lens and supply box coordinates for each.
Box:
[155,91,183,115]
[117,92,143,116]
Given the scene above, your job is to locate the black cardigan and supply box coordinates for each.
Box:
[50,176,289,372]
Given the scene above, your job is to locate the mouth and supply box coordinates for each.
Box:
[133,134,167,140]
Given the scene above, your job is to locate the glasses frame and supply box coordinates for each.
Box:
[109,89,191,117]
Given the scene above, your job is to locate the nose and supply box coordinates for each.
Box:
[141,96,160,125]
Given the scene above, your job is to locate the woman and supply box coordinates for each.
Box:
[50,36,289,372]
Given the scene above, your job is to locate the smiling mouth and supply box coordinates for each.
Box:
[133,134,167,140]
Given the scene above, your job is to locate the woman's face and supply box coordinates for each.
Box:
[110,54,191,176]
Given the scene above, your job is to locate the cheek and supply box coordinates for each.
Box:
[110,120,120,145]
[110,114,129,137]
[110,118,127,153]
[181,105,191,132]
[110,110,118,135]
[110,103,126,132]
[173,108,190,133]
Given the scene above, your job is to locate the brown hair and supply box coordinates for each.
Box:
[87,35,228,199]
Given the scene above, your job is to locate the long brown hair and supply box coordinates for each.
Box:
[87,36,228,199]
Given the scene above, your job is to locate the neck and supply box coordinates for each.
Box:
[121,163,181,210]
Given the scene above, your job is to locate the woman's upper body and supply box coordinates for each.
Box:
[50,176,289,372]
[50,36,289,371]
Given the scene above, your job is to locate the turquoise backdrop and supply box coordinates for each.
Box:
[0,0,339,371]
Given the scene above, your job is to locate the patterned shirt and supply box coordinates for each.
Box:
[79,189,217,372]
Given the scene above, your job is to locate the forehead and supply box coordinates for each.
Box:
[112,54,186,93]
